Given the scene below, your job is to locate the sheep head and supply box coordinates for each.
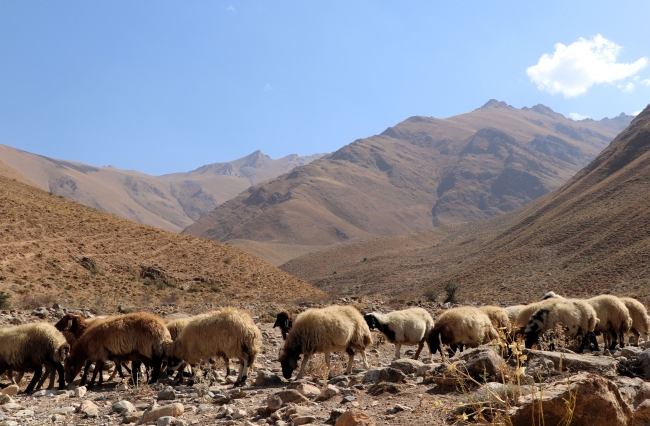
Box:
[273,312,292,340]
[279,348,300,379]
[363,314,378,330]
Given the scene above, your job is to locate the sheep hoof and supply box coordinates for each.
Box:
[187,380,195,387]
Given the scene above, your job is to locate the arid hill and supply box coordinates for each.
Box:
[185,101,633,261]
[0,175,323,312]
[0,145,322,232]
[281,104,650,303]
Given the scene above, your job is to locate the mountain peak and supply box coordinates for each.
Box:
[480,99,511,109]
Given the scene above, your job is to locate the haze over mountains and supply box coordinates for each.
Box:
[185,100,633,263]
[0,145,323,232]
[282,104,650,302]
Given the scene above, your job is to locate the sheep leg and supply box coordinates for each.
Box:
[413,341,425,360]
[35,365,51,390]
[234,356,249,386]
[79,360,93,386]
[223,355,231,377]
[149,355,163,385]
[609,330,618,350]
[345,349,354,375]
[619,328,626,348]
[174,362,186,383]
[24,366,43,394]
[95,360,105,387]
[631,328,640,346]
[296,353,312,380]
[186,364,197,387]
[393,343,402,360]
[359,349,370,369]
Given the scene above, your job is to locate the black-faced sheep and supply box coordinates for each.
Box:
[280,305,372,380]
[166,308,261,387]
[64,312,171,387]
[620,297,650,346]
[274,311,293,340]
[363,307,434,360]
[426,306,499,360]
[524,299,599,352]
[0,323,69,393]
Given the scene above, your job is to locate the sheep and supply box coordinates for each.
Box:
[524,298,599,352]
[166,308,261,387]
[426,306,499,360]
[64,312,172,387]
[363,307,434,360]
[620,297,650,346]
[479,306,511,335]
[274,311,293,340]
[280,305,372,380]
[0,323,69,393]
[541,291,565,301]
[586,295,633,350]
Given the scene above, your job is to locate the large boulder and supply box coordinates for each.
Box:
[456,347,504,381]
[334,410,376,426]
[526,349,618,376]
[267,390,309,411]
[389,359,424,375]
[508,373,633,426]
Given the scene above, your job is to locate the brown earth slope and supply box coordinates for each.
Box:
[282,104,650,303]
[185,101,632,253]
[0,145,323,232]
[0,175,323,312]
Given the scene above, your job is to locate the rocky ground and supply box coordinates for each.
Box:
[3,307,650,425]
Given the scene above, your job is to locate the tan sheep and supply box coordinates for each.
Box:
[280,305,372,380]
[585,295,632,350]
[620,297,649,346]
[524,298,599,352]
[64,312,172,387]
[426,306,499,360]
[363,307,434,360]
[166,308,261,387]
[0,323,69,393]
[479,306,511,335]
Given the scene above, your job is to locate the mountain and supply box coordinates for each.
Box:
[185,101,633,259]
[281,104,650,302]
[0,145,323,232]
[0,174,323,311]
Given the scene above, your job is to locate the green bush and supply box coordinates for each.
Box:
[0,292,11,309]
[443,282,459,303]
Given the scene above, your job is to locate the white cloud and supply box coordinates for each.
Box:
[568,112,591,120]
[263,83,272,91]
[641,79,650,86]
[226,5,236,12]
[527,35,648,97]
[633,110,642,116]
[619,82,635,92]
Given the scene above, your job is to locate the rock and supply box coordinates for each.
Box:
[0,385,18,396]
[123,410,144,423]
[141,403,184,423]
[416,362,442,376]
[51,414,66,422]
[334,409,376,426]
[117,383,130,391]
[231,408,247,419]
[315,385,340,401]
[156,416,176,426]
[633,399,650,425]
[74,386,87,398]
[267,389,309,411]
[390,359,424,375]
[341,396,356,404]
[367,383,406,396]
[362,369,382,383]
[112,400,136,414]
[158,386,176,400]
[524,357,555,378]
[456,347,504,381]
[377,368,407,383]
[328,408,346,424]
[50,407,76,415]
[508,373,632,426]
[293,416,317,425]
[289,383,321,399]
[620,347,642,359]
[526,349,619,376]
[79,400,99,418]
[632,383,650,408]
[253,370,285,387]
[0,395,12,405]
[387,404,410,414]
[1,402,22,410]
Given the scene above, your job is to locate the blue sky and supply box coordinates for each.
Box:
[1,1,649,175]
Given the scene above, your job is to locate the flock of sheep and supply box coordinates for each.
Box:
[0,291,648,396]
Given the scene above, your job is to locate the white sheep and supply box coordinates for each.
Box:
[280,305,372,380]
[363,307,434,360]
[620,297,650,346]
[584,295,632,350]
[0,323,70,393]
[426,306,499,360]
[524,298,599,352]
[166,308,261,387]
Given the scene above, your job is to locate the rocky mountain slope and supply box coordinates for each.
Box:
[0,175,323,311]
[281,104,650,302]
[0,145,322,232]
[185,101,633,257]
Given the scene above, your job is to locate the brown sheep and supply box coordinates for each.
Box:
[64,313,172,387]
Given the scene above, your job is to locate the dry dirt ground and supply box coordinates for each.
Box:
[0,175,324,314]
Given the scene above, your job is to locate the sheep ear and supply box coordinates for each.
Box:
[284,319,290,330]
[65,319,73,331]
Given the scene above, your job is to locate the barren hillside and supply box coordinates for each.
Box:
[0,175,324,312]
[186,101,632,255]
[282,104,650,303]
[0,145,322,232]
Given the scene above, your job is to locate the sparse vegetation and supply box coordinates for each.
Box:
[0,292,10,309]
[443,282,460,303]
